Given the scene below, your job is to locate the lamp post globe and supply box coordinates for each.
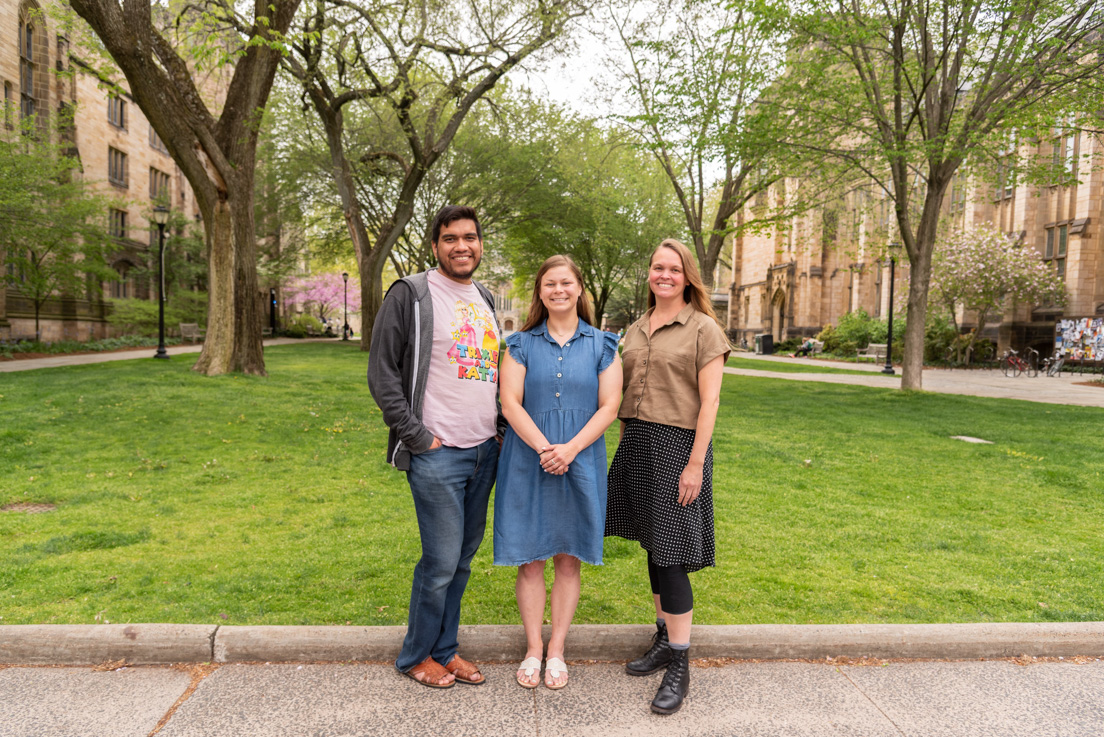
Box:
[152,206,171,360]
[342,272,350,341]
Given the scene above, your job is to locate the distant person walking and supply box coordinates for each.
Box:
[368,205,504,688]
[606,238,730,714]
[494,255,622,690]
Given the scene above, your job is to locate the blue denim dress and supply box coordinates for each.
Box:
[494,321,620,566]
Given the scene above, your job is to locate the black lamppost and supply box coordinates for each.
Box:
[882,242,901,375]
[342,272,350,341]
[152,206,170,359]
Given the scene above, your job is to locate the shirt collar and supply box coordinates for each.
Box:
[644,303,696,329]
[534,319,595,343]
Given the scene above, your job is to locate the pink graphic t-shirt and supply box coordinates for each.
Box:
[420,269,500,448]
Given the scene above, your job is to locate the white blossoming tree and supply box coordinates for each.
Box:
[929,225,1066,362]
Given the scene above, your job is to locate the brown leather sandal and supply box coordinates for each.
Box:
[444,654,485,685]
[402,656,455,688]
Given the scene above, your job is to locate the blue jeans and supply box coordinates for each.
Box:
[395,437,498,672]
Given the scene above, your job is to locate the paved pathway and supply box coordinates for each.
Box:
[726,353,1104,408]
[0,338,339,373]
[2,659,1102,736]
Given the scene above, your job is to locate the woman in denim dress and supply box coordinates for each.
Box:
[495,255,622,690]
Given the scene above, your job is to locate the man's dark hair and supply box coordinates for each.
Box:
[431,205,482,243]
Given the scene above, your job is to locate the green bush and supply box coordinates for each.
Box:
[290,313,324,334]
[283,324,308,339]
[107,292,208,337]
[924,312,959,363]
[774,337,802,353]
[818,309,904,358]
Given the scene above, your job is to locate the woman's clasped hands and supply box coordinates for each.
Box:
[538,443,576,475]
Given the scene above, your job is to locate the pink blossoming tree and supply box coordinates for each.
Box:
[285,273,362,324]
[928,225,1065,361]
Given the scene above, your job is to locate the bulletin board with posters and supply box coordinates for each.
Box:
[1054,317,1104,360]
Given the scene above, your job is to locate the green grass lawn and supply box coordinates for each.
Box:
[3,342,1103,627]
[726,356,875,375]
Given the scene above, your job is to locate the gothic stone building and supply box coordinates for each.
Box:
[729,131,1103,355]
[0,0,203,341]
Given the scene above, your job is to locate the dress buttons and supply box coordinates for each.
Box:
[555,392,560,397]
[558,356,563,361]
[557,373,562,377]
[640,378,645,383]
[565,342,570,346]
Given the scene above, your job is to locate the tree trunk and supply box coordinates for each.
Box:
[67,0,299,377]
[359,245,387,350]
[190,189,265,375]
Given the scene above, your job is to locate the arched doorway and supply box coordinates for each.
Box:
[771,289,786,343]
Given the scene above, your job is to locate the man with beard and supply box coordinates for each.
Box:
[368,205,505,688]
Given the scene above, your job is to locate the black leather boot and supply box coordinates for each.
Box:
[625,622,671,676]
[650,647,690,714]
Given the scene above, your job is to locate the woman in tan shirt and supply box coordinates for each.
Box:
[605,238,730,715]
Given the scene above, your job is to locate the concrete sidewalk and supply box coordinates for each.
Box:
[3,623,1103,735]
[2,658,1102,736]
[726,353,1104,408]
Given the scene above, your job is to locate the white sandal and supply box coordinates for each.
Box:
[544,657,568,690]
[516,656,541,689]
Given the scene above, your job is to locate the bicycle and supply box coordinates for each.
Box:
[1041,350,1066,377]
[1000,348,1038,378]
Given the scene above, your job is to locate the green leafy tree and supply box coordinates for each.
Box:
[607,0,811,289]
[65,0,303,375]
[0,125,116,341]
[503,119,685,321]
[283,0,587,347]
[773,0,1104,389]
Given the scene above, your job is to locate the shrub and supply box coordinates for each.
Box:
[774,337,802,353]
[283,324,308,339]
[107,292,208,337]
[818,310,904,358]
[290,313,324,334]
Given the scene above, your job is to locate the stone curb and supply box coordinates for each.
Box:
[3,622,1103,665]
[0,624,217,665]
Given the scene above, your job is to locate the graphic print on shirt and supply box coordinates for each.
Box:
[445,300,499,382]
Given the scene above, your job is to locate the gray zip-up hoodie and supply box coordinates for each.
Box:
[367,269,506,471]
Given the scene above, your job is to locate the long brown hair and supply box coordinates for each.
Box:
[647,238,720,324]
[520,255,595,332]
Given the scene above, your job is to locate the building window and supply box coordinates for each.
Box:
[56,35,67,72]
[110,208,128,239]
[149,125,169,153]
[3,81,11,129]
[995,155,1014,200]
[1044,225,1068,281]
[108,96,126,129]
[110,264,131,299]
[19,17,35,121]
[1051,134,1078,183]
[108,147,128,187]
[821,208,839,245]
[149,167,170,200]
[949,176,966,214]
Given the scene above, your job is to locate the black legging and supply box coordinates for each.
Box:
[647,553,693,615]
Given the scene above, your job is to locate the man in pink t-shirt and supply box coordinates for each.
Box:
[368,205,503,689]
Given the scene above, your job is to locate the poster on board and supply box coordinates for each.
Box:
[1054,317,1104,360]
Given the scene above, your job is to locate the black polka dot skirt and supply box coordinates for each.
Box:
[605,419,715,572]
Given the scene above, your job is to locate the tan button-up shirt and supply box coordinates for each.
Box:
[618,304,731,429]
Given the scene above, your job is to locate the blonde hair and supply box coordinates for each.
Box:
[520,255,595,332]
[648,239,720,324]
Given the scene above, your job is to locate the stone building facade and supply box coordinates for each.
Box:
[1,0,202,341]
[729,131,1103,354]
